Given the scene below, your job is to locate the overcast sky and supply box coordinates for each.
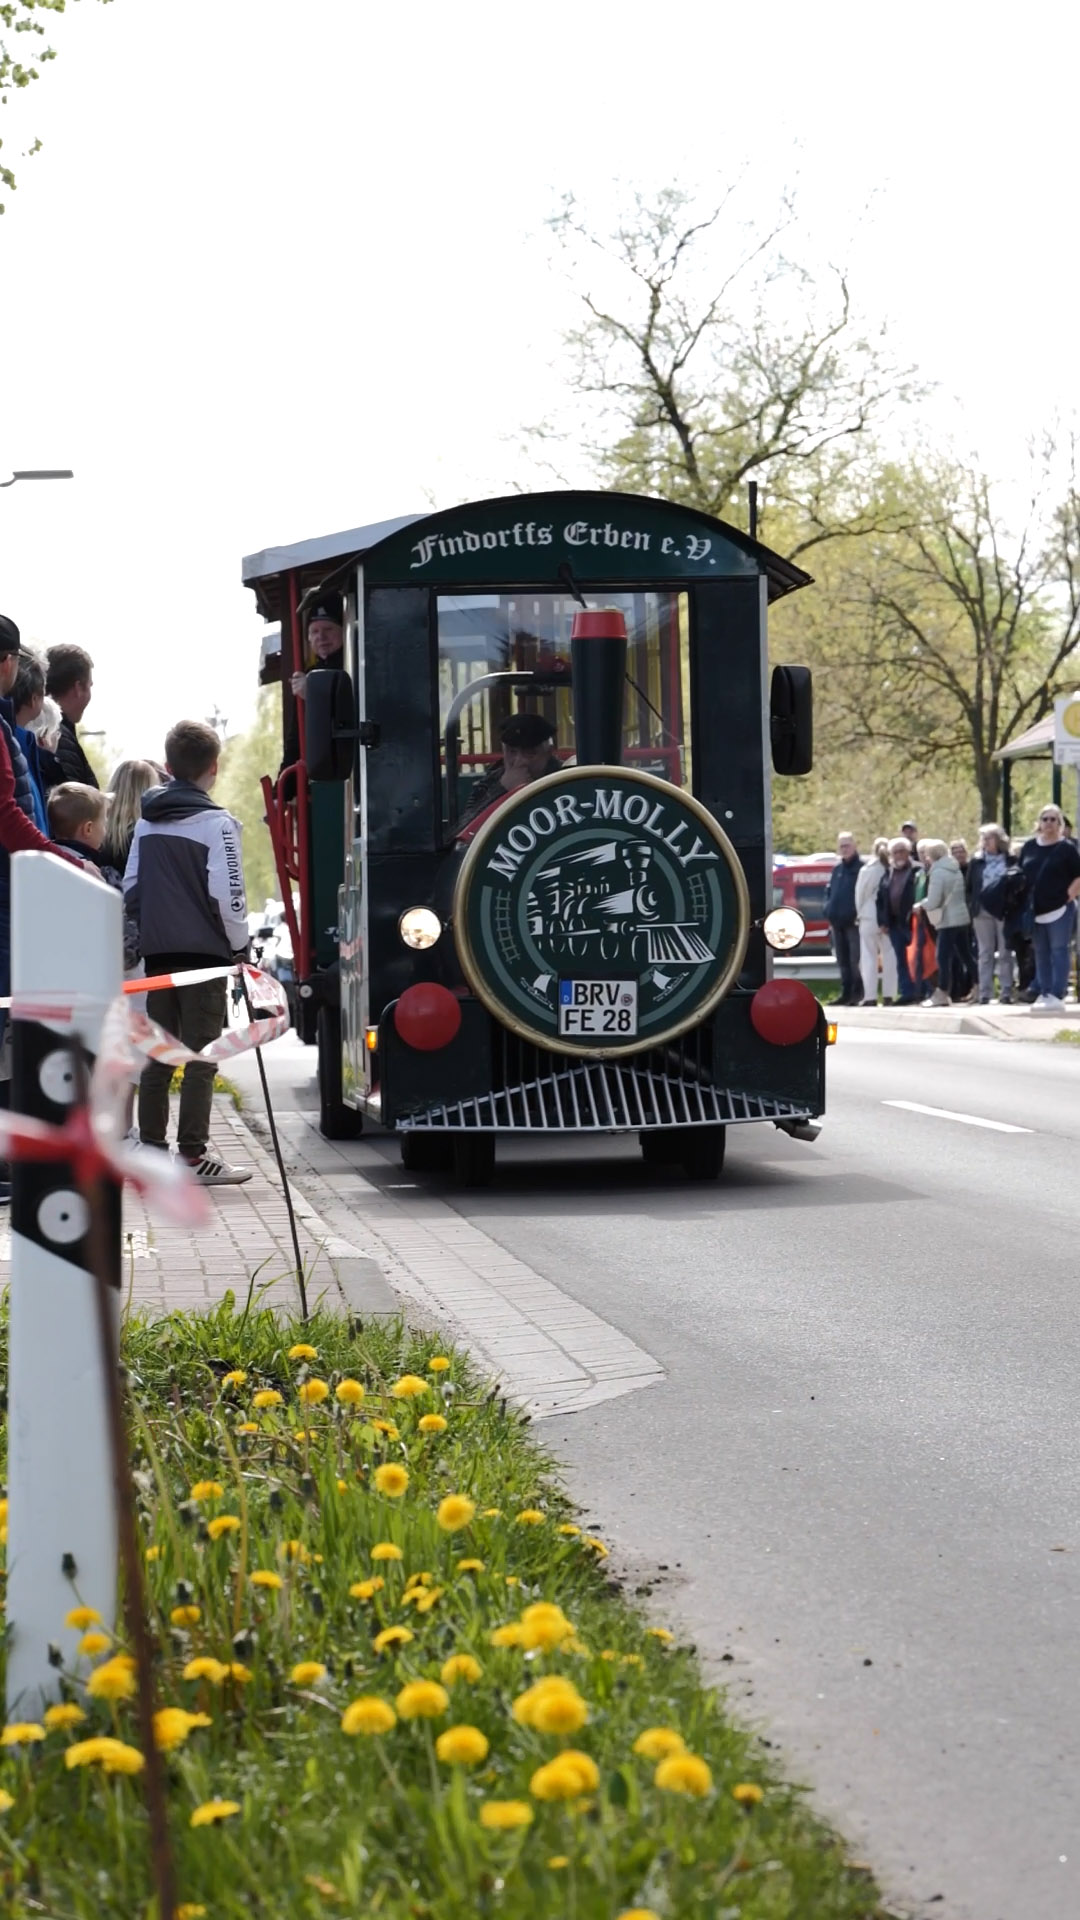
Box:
[0,0,1075,762]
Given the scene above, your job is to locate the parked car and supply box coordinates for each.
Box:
[772,854,838,954]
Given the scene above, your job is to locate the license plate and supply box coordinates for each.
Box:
[558,978,638,1038]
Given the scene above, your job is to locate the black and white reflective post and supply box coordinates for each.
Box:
[5,852,122,1716]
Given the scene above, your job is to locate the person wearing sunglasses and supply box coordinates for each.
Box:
[1017,806,1080,1012]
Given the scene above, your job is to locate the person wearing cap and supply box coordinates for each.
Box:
[459,712,562,827]
[280,593,345,774]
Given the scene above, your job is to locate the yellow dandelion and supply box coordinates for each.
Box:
[456,1558,484,1573]
[303,1880,338,1900]
[207,1515,241,1542]
[278,1539,310,1564]
[78,1630,112,1657]
[154,1708,210,1753]
[229,1664,252,1685]
[298,1378,329,1406]
[600,1650,618,1661]
[441,1653,483,1686]
[341,1696,395,1736]
[621,1655,643,1668]
[373,1626,414,1654]
[292,1428,320,1444]
[418,1413,448,1434]
[182,1658,230,1686]
[436,1494,476,1533]
[480,1507,502,1519]
[177,1907,207,1919]
[520,1602,574,1651]
[288,1343,318,1361]
[370,1418,400,1438]
[646,1627,674,1643]
[374,1463,409,1499]
[617,1910,662,1920]
[428,1355,451,1372]
[64,1606,102,1631]
[349,1577,385,1601]
[189,1481,224,1504]
[291,1661,328,1688]
[145,1544,162,1561]
[335,1378,365,1406]
[87,1658,136,1701]
[633,1727,686,1761]
[513,1676,588,1733]
[236,1421,259,1436]
[547,1855,570,1869]
[404,1571,434,1588]
[530,1751,599,1800]
[515,1508,545,1526]
[435,1723,489,1765]
[190,1798,241,1827]
[583,1535,609,1558]
[0,1723,44,1747]
[221,1370,247,1388]
[43,1703,86,1731]
[0,1791,13,1813]
[65,1735,144,1774]
[252,1389,283,1410]
[557,1523,581,1537]
[390,1374,429,1399]
[490,1622,527,1648]
[733,1781,764,1806]
[336,1478,348,1494]
[170,1606,201,1628]
[250,1569,283,1590]
[505,1575,520,1587]
[479,1799,533,1830]
[655,1752,713,1797]
[371,1542,403,1563]
[395,1680,448,1719]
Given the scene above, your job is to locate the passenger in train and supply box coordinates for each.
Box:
[459,712,562,826]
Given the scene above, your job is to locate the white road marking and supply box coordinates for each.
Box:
[884,1100,1032,1134]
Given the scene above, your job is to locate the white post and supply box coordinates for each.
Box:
[6,853,122,1718]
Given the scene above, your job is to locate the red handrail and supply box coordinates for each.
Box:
[260,766,312,979]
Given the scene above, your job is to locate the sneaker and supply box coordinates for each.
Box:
[1029,995,1051,1013]
[183,1155,253,1186]
[1033,994,1066,1016]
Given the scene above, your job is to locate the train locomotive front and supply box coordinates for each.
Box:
[243,489,826,1182]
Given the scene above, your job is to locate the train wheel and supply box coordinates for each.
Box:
[452,1133,496,1188]
[639,1131,680,1166]
[677,1125,726,1181]
[400,1133,450,1173]
[317,1005,363,1140]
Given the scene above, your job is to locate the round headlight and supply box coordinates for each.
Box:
[399,906,442,951]
[762,906,806,952]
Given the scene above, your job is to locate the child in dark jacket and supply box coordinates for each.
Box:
[46,782,136,964]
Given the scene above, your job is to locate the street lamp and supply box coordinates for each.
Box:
[0,470,74,488]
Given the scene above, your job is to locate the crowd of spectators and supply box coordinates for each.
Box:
[0,614,252,1202]
[825,811,1080,1014]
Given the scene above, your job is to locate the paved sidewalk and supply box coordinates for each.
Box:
[0,1095,397,1321]
[833,996,1080,1041]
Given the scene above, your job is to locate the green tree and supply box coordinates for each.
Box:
[1,0,113,210]
[813,457,1080,820]
[216,688,283,909]
[543,185,915,553]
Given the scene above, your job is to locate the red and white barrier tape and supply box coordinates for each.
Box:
[0,965,292,1227]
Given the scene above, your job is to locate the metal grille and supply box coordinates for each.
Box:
[401,1058,811,1134]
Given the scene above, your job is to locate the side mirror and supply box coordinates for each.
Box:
[770,665,813,776]
[306,669,356,782]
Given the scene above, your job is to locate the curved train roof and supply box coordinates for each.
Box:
[241,490,811,621]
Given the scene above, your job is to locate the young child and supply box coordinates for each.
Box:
[46,780,115,873]
[123,721,251,1185]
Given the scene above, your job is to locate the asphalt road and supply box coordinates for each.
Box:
[243,1030,1080,1920]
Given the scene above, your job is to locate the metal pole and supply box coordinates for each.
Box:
[238,972,308,1319]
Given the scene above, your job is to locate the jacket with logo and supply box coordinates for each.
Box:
[123,782,247,967]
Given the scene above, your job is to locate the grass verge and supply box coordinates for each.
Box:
[0,1302,887,1918]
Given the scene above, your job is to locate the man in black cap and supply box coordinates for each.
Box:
[459,712,562,827]
[281,592,344,773]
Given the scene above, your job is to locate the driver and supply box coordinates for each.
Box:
[460,712,561,826]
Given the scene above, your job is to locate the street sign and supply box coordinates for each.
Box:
[1053,694,1080,767]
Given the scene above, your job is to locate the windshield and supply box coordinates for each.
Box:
[438,589,690,833]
